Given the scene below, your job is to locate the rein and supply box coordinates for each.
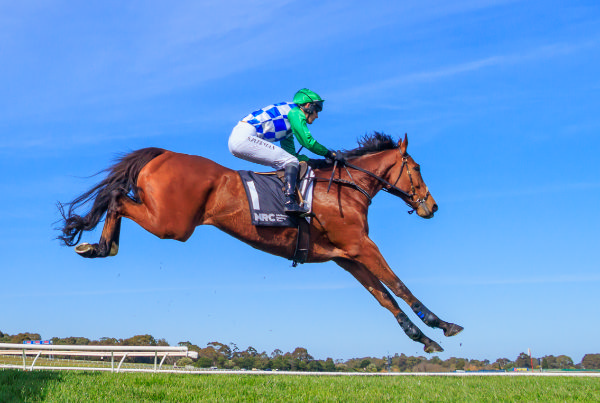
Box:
[313,154,431,214]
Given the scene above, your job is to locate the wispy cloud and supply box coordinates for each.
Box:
[0,286,200,299]
[1,2,302,120]
[0,282,359,300]
[2,1,597,149]
[442,182,600,203]
[0,132,160,152]
[0,0,526,116]
[333,40,599,102]
[409,273,600,286]
[331,57,504,101]
[5,272,597,300]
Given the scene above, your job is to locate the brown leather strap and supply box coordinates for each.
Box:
[292,218,310,266]
[255,161,309,183]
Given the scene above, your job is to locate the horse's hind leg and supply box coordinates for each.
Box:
[75,191,122,258]
[348,236,463,337]
[334,258,443,353]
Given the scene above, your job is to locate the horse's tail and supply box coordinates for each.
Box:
[57,147,166,247]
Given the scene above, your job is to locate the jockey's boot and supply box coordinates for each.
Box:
[283,164,308,215]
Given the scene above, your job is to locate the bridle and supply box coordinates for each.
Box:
[315,152,432,215]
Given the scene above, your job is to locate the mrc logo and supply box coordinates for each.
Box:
[254,212,287,223]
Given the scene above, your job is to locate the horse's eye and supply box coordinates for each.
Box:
[414,165,420,172]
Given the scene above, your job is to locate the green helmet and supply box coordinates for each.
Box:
[293,88,323,105]
[293,89,324,113]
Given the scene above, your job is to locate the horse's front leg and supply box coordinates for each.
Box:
[75,191,122,258]
[347,236,463,338]
[334,258,443,353]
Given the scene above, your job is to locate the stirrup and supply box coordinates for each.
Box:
[284,196,308,215]
[284,203,309,215]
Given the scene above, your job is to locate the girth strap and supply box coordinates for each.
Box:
[292,218,310,267]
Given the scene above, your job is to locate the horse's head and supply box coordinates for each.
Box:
[388,134,438,219]
[318,132,437,218]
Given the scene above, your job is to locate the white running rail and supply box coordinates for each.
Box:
[0,343,198,373]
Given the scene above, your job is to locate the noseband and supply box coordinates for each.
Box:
[322,153,431,215]
[388,155,432,215]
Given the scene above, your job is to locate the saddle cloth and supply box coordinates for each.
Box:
[238,168,315,227]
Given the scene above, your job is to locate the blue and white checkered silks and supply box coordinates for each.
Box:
[241,102,298,142]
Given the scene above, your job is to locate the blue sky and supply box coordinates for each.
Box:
[1,1,599,363]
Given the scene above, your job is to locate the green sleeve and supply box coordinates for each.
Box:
[280,136,310,162]
[288,107,329,156]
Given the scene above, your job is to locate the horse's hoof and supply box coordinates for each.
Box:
[443,323,464,337]
[424,341,444,353]
[108,242,119,257]
[75,243,97,258]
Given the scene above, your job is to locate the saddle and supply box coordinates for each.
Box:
[237,161,313,266]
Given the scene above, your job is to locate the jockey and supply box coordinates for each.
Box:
[229,88,340,215]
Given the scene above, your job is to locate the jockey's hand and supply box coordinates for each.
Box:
[334,151,346,163]
[325,150,345,164]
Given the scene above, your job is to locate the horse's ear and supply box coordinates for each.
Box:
[399,133,408,154]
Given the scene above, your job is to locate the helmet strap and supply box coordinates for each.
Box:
[300,103,315,116]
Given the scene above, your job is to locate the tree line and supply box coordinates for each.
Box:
[1,330,599,372]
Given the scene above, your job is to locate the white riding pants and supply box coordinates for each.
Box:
[228,121,298,170]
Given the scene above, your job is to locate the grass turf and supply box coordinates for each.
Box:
[1,370,599,402]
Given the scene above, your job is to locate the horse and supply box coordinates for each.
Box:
[57,133,463,353]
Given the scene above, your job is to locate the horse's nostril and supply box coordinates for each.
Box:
[432,204,438,213]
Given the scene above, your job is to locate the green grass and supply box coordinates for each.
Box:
[1,370,599,402]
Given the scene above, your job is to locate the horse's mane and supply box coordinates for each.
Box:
[344,132,398,158]
[309,132,398,169]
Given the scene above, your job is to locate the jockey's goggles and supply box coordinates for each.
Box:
[313,101,323,112]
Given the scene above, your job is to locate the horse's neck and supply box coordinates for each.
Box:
[348,151,396,189]
[310,151,395,203]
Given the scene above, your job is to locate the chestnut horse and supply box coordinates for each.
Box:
[58,133,462,352]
